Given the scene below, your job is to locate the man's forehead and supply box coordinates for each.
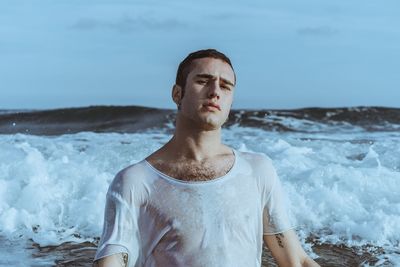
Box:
[189,58,235,83]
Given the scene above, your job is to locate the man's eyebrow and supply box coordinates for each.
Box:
[195,74,235,87]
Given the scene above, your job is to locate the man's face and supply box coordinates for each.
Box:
[176,57,235,130]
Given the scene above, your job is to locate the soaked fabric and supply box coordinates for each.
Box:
[94,148,294,267]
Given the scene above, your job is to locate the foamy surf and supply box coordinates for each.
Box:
[0,106,399,266]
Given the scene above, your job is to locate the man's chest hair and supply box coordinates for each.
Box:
[152,156,235,182]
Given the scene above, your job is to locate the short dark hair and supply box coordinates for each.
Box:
[175,49,235,98]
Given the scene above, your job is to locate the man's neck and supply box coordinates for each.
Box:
[163,135,227,163]
[168,114,227,162]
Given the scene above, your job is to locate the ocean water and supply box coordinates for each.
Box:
[0,106,399,266]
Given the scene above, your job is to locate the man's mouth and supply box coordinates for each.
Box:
[203,103,221,110]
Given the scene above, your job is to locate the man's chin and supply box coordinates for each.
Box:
[181,113,223,130]
[201,119,224,131]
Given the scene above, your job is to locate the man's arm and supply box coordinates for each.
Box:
[93,253,128,267]
[263,229,320,267]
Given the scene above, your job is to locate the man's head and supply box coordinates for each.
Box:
[175,49,236,101]
[172,49,236,130]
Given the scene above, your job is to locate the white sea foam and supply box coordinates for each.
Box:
[0,128,399,265]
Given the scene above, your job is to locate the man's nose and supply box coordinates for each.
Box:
[207,80,220,99]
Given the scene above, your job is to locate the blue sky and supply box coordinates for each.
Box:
[1,0,399,110]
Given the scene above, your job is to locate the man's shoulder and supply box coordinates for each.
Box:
[238,150,277,184]
[108,160,148,196]
[239,150,274,167]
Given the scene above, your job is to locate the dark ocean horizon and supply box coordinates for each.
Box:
[1,105,400,135]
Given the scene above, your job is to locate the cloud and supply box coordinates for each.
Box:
[71,15,185,33]
[297,26,339,36]
[205,12,241,20]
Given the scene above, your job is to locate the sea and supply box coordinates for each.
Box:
[0,105,399,266]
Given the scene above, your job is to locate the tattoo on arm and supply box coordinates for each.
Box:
[121,253,128,266]
[275,233,285,248]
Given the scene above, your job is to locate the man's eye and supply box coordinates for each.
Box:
[197,80,207,84]
[221,85,231,90]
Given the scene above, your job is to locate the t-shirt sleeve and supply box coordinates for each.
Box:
[261,155,295,235]
[94,183,141,266]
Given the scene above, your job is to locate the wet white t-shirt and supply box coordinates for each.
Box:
[94,148,294,267]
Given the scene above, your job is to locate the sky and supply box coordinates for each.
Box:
[1,0,400,110]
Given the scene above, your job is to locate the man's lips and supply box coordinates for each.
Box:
[203,103,221,110]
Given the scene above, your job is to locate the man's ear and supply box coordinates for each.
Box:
[172,84,183,105]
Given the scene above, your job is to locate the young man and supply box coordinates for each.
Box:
[93,49,320,267]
